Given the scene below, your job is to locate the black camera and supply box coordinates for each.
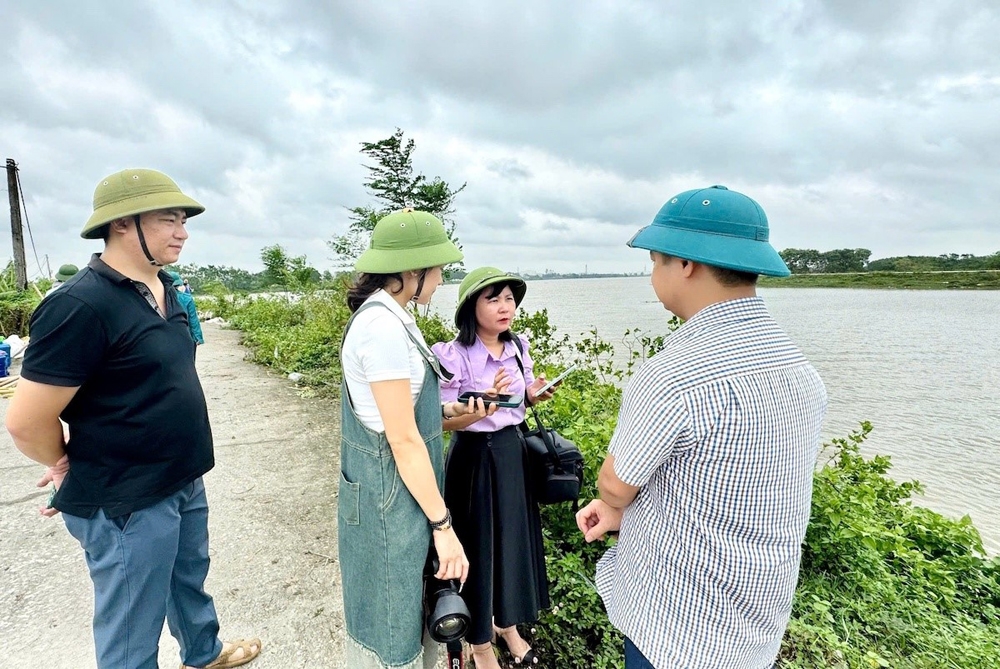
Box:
[424,555,471,643]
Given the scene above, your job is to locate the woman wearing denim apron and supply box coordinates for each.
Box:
[432,267,560,668]
[339,210,495,668]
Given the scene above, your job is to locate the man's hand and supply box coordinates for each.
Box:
[36,454,68,518]
[575,499,624,543]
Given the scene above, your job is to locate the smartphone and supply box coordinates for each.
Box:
[457,391,524,409]
[534,364,579,396]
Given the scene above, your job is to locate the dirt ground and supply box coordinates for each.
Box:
[0,322,355,668]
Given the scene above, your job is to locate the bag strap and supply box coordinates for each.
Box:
[511,335,564,471]
[344,301,452,380]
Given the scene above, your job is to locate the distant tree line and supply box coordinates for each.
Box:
[865,252,1000,272]
[779,248,873,273]
[172,245,331,293]
[779,248,1000,274]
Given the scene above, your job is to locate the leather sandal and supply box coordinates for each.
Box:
[180,638,262,669]
[494,626,539,666]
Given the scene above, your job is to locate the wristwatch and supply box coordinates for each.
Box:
[429,509,452,532]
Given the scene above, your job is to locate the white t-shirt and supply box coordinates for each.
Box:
[341,290,428,432]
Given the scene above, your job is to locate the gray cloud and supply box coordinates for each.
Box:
[2,0,999,277]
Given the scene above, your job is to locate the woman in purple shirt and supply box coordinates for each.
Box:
[431,267,557,668]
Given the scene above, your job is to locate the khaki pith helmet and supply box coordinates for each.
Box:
[354,209,463,274]
[81,168,205,240]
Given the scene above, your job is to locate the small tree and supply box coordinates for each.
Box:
[260,244,320,291]
[329,128,466,270]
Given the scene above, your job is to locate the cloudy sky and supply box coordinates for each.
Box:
[2,1,999,276]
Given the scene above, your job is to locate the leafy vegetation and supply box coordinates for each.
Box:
[222,282,1000,668]
[170,245,328,294]
[784,423,1000,668]
[327,128,466,271]
[0,262,47,336]
[867,252,1000,272]
[780,248,874,274]
[258,244,323,290]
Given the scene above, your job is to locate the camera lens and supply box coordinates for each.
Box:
[425,554,471,643]
[434,615,467,638]
[427,590,471,643]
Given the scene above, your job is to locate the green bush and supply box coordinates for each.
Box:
[0,262,47,336]
[225,286,1000,668]
[782,423,1000,668]
[224,283,455,393]
[226,291,344,389]
[0,290,42,336]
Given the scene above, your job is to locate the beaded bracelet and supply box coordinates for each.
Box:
[429,509,452,532]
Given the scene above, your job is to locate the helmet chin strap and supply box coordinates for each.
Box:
[134,215,164,266]
[411,269,428,301]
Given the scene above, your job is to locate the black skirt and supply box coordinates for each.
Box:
[445,425,550,645]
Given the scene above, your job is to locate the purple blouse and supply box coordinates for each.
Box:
[431,334,536,432]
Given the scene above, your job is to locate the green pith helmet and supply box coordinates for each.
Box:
[167,271,184,287]
[81,168,205,240]
[455,266,526,325]
[55,264,79,282]
[354,209,463,274]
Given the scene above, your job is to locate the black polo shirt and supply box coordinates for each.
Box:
[21,254,214,518]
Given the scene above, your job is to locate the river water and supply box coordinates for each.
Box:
[431,278,1000,554]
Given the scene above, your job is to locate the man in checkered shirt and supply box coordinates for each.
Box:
[577,186,827,669]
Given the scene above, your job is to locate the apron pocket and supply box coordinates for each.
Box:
[339,471,361,525]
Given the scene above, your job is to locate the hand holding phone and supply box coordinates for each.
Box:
[457,391,524,409]
[534,364,579,397]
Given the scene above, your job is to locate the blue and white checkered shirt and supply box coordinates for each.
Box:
[596,297,827,669]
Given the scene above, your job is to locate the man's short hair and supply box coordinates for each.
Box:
[653,251,758,286]
[706,264,758,287]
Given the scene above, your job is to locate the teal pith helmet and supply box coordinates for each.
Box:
[627,185,790,277]
[81,168,205,240]
[455,267,526,326]
[354,209,463,274]
[55,264,79,282]
[167,271,184,287]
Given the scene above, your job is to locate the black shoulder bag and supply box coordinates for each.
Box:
[511,337,584,506]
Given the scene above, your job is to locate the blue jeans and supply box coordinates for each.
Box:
[63,478,223,669]
[625,637,656,669]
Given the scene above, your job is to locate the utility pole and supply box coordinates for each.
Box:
[6,159,28,290]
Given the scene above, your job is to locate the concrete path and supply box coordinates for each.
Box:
[0,323,352,668]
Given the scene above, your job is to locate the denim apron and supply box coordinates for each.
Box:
[338,301,448,669]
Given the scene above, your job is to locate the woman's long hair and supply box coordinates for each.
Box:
[347,272,404,312]
[456,282,517,347]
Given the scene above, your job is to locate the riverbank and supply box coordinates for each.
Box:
[760,269,1000,289]
[0,323,352,669]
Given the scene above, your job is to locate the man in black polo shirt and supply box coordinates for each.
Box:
[6,169,260,669]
